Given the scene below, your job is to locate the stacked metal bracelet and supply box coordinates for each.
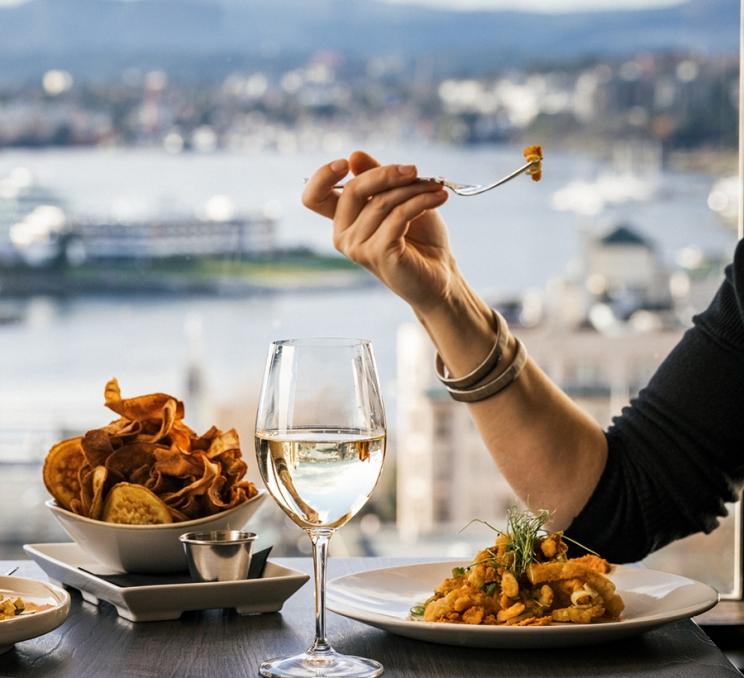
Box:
[434,309,528,403]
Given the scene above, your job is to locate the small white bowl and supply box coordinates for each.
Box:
[46,489,268,574]
[0,576,70,655]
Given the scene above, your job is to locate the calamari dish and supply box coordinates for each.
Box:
[412,509,623,626]
[0,595,53,621]
[43,378,257,525]
[523,144,543,181]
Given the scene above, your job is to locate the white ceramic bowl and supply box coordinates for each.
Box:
[46,489,268,574]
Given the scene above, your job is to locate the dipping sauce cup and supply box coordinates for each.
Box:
[179,530,257,582]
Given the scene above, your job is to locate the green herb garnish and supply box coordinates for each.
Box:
[458,507,599,579]
[410,604,426,618]
[504,506,551,578]
[482,581,499,596]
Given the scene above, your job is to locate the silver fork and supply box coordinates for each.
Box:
[326,159,540,196]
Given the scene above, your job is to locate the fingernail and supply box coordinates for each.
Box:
[330,159,348,172]
[398,164,416,176]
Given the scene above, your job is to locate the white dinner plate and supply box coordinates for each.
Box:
[0,576,70,654]
[326,560,719,648]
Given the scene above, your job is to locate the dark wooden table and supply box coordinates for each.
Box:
[0,557,740,678]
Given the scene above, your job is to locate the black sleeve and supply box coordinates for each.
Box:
[566,239,744,564]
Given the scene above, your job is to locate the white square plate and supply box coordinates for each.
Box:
[24,542,309,623]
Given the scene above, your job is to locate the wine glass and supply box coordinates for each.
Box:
[255,337,386,678]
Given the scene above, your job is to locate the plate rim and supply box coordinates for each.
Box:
[0,575,71,639]
[326,559,719,634]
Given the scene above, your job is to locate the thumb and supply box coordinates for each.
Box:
[349,150,381,176]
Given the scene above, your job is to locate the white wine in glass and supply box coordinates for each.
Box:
[255,338,386,678]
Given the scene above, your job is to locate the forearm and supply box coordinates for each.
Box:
[416,274,607,529]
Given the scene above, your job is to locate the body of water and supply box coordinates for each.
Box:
[0,143,737,440]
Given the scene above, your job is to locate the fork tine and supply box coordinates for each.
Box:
[457,161,537,196]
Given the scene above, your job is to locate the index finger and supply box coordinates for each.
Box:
[301,158,349,219]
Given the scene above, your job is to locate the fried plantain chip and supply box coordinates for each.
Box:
[129,463,151,486]
[102,482,173,525]
[152,447,204,478]
[104,443,158,480]
[78,464,94,515]
[69,498,84,515]
[89,465,108,521]
[45,379,257,524]
[81,429,115,468]
[102,417,143,439]
[160,456,220,504]
[168,420,197,453]
[104,378,185,423]
[169,492,203,519]
[144,468,179,495]
[166,505,191,522]
[43,437,86,511]
[136,398,178,443]
[205,428,241,459]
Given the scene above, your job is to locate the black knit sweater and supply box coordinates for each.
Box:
[566,239,744,563]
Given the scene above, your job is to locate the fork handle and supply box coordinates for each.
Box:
[325,177,444,190]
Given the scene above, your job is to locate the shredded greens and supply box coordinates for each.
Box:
[504,506,551,578]
[458,506,599,579]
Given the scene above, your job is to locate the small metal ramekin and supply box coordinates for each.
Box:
[179,530,257,582]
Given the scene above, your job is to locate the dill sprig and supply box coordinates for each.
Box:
[459,507,600,578]
[504,506,551,578]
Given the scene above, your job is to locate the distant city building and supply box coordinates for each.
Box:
[66,215,276,261]
[587,225,671,313]
[0,171,277,265]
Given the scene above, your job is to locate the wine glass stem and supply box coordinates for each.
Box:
[307,527,333,655]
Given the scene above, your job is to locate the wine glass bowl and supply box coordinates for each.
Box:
[255,337,386,678]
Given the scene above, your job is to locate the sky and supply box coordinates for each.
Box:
[0,0,688,9]
[383,0,686,11]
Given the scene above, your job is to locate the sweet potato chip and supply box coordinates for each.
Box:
[102,482,173,525]
[43,437,86,511]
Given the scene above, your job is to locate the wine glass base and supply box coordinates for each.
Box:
[259,649,384,678]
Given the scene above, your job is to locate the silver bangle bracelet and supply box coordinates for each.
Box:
[434,309,508,390]
[444,337,528,403]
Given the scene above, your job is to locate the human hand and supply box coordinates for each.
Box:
[302,150,458,314]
